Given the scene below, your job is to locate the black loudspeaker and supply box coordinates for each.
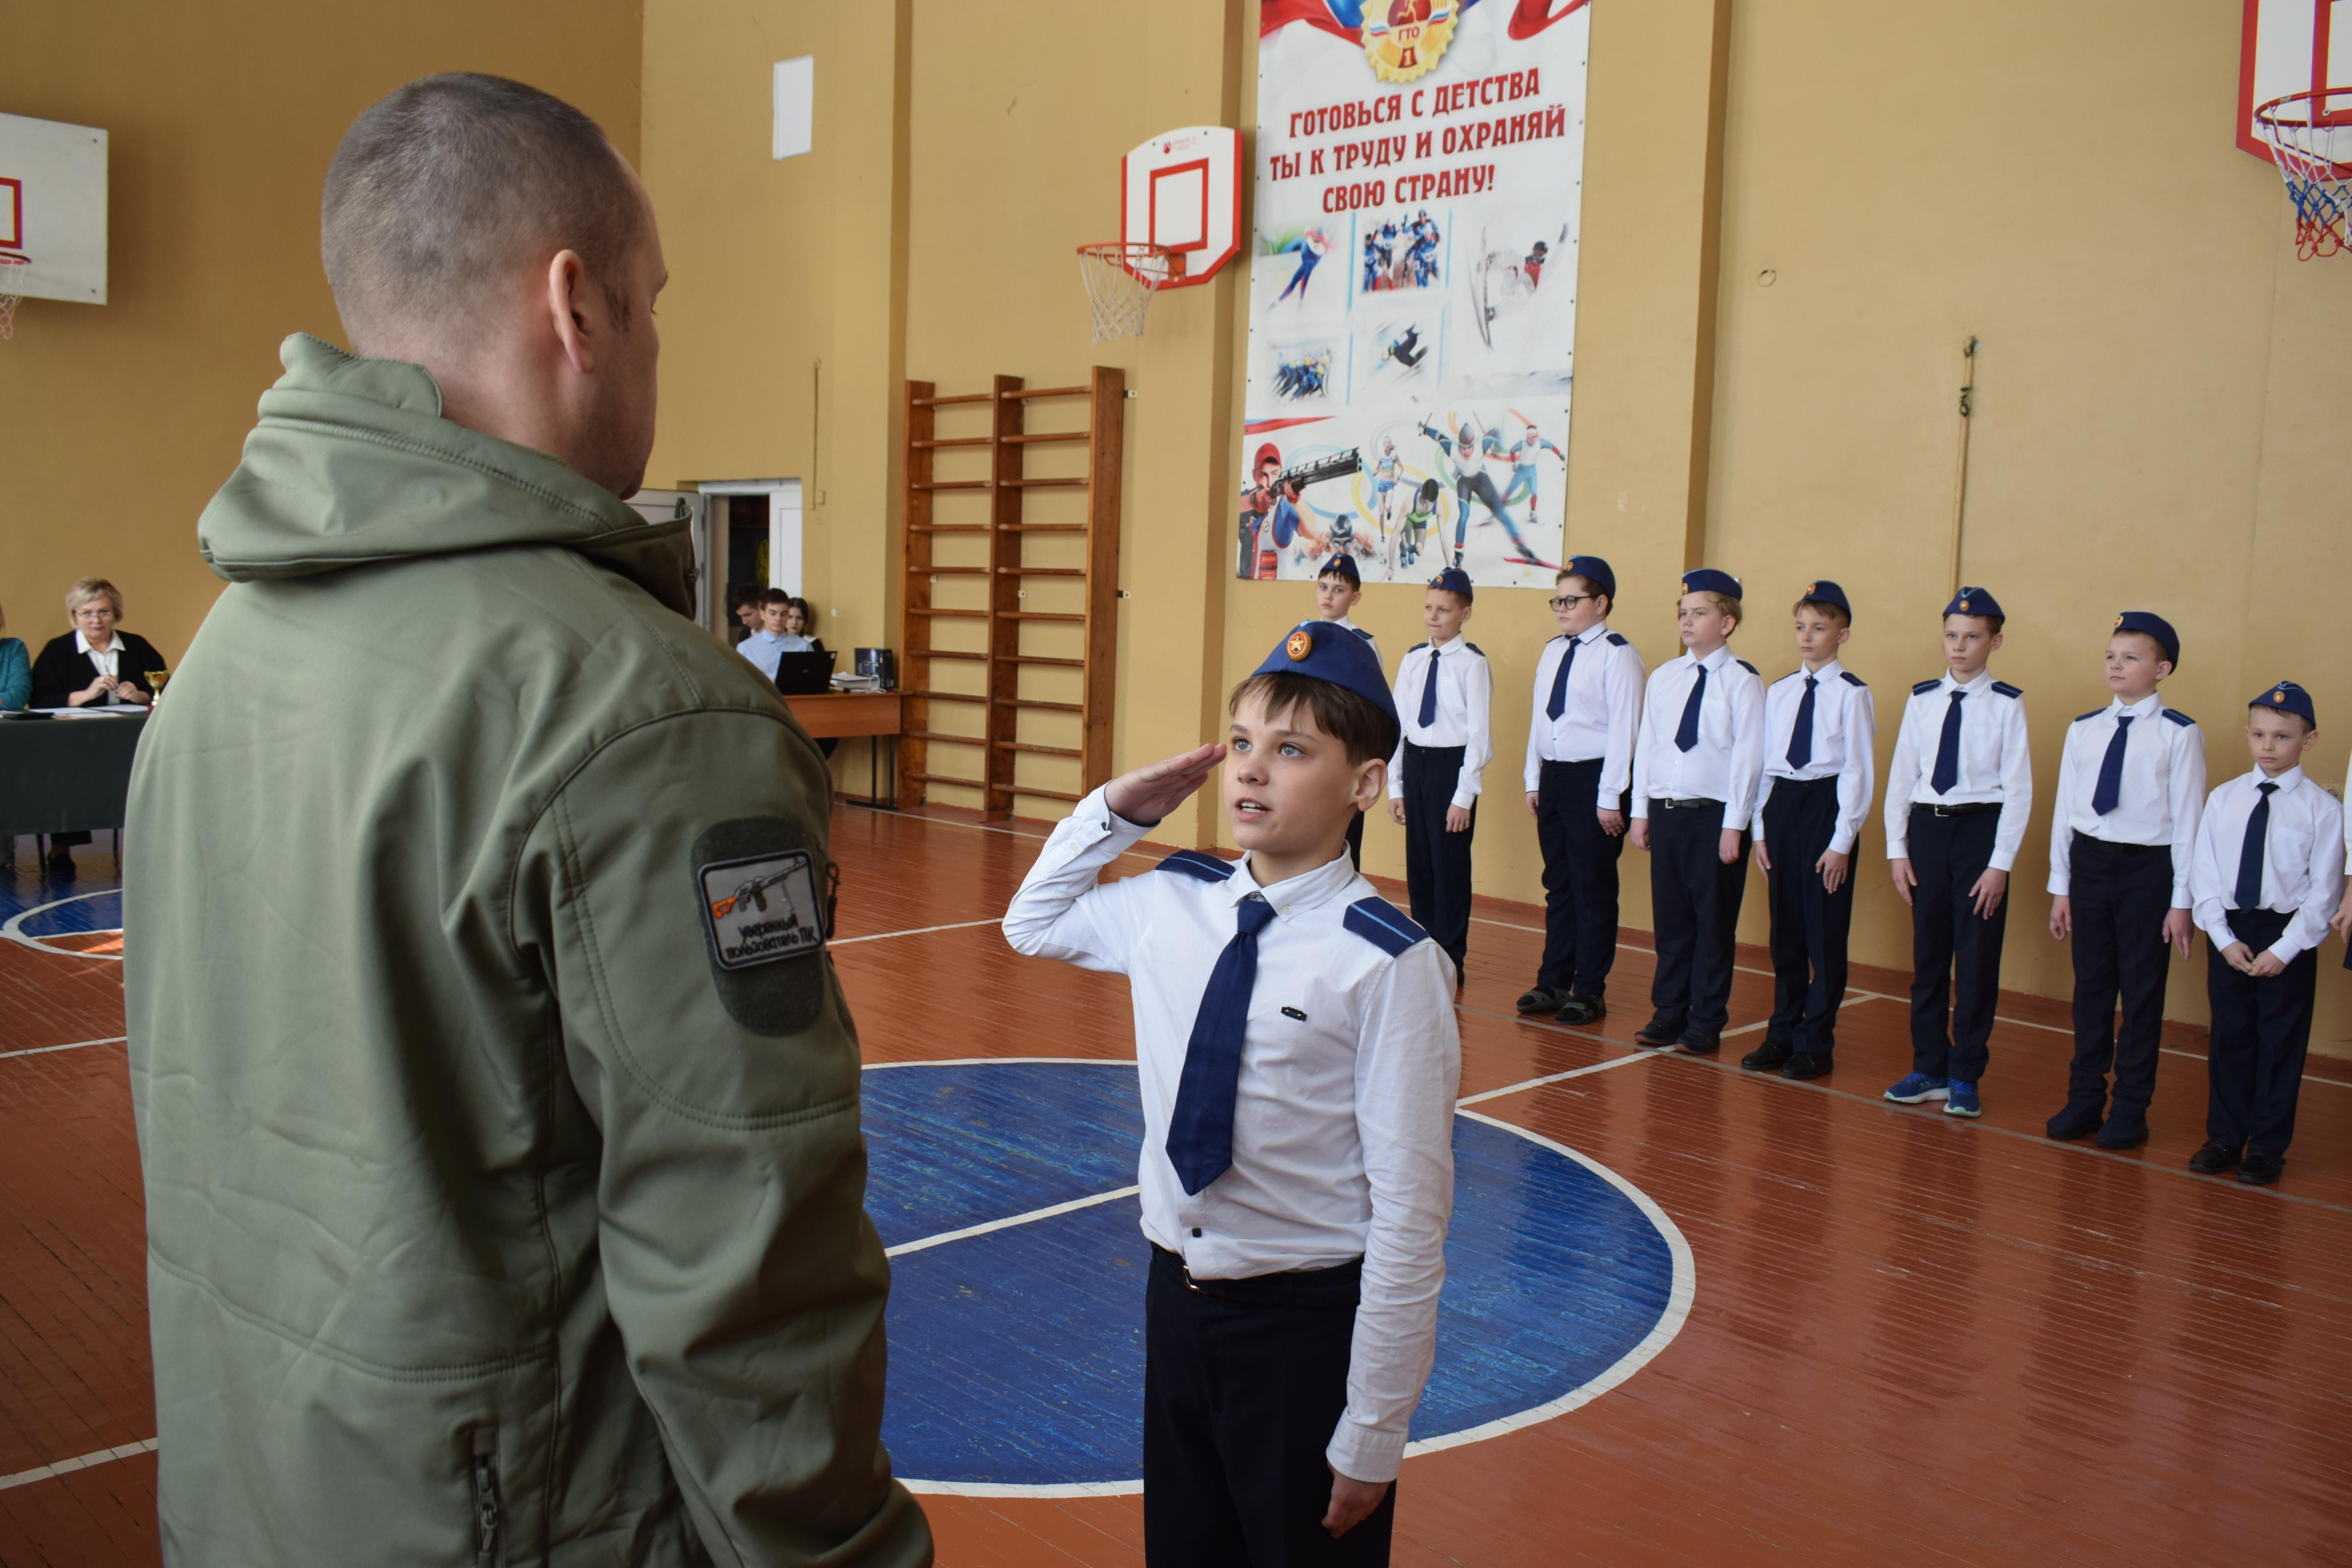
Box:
[855,648,896,688]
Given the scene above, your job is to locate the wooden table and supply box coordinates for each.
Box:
[780,692,902,807]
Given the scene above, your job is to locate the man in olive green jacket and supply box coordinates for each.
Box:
[123,76,931,1566]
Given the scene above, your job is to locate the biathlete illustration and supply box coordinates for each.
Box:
[1418,412,1559,573]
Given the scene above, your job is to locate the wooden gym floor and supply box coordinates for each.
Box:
[4,808,2349,1566]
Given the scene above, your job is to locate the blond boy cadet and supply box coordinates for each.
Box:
[1388,566,1491,984]
[1518,555,1644,1025]
[1882,588,2031,1119]
[1629,568,1766,1054]
[1004,621,1458,1568]
[1316,553,1382,869]
[1746,581,1875,1081]
[2186,682,2343,1186]
[2046,611,2206,1150]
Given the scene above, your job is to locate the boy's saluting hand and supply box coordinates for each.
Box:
[1105,744,1227,826]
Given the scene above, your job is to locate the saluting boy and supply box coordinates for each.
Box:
[2046,611,2205,1151]
[1518,555,1644,1026]
[1316,553,1382,869]
[1004,621,1458,1567]
[2187,681,2343,1186]
[1882,588,2032,1120]
[1630,568,1765,1055]
[1746,582,1875,1081]
[1389,567,1491,986]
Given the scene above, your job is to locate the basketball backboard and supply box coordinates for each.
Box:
[1120,125,1240,289]
[2241,0,2352,162]
[0,112,107,305]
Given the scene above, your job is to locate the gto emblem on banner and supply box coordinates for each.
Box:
[1362,0,1456,83]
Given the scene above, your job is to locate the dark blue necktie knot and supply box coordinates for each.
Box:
[2091,714,2134,816]
[1233,896,1278,937]
[1785,673,1818,769]
[1166,894,1278,1195]
[1929,689,1966,795]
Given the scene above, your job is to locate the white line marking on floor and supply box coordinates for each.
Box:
[0,889,124,962]
[0,1035,125,1062]
[1842,991,2351,1089]
[1457,1050,1655,1105]
[882,1185,1140,1259]
[833,917,1002,946]
[0,1437,157,1493]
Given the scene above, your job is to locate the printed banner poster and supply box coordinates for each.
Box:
[1242,0,1590,588]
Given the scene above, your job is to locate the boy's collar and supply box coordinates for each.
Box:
[2110,689,2163,715]
[1428,630,1464,651]
[1799,655,1843,679]
[1230,846,1359,916]
[1944,666,1991,691]
[1574,619,1609,644]
[2253,762,2305,787]
[1688,642,1731,668]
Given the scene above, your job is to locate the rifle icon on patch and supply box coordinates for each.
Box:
[710,868,799,923]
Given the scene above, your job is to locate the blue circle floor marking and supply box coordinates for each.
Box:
[865,1058,1694,1497]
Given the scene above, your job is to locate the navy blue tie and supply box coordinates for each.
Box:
[1544,636,1579,722]
[1165,896,1279,1195]
[1418,645,1441,728]
[1929,690,1965,795]
[1785,675,1817,769]
[1673,664,1707,753]
[2235,781,2277,913]
[2091,715,2133,816]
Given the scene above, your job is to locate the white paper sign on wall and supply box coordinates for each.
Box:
[774,57,815,161]
[0,111,108,305]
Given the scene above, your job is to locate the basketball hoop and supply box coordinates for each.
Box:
[2255,89,2352,260]
[1076,242,1182,342]
[0,254,25,340]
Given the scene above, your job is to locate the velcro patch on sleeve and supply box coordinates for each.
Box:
[692,819,831,1035]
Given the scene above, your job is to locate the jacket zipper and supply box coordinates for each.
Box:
[470,1426,503,1568]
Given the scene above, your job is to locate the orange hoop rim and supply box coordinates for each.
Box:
[2255,87,2352,133]
[1076,241,1185,283]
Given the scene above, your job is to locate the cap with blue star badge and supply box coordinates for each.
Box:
[1428,566,1474,602]
[1798,579,1852,621]
[2111,611,2180,669]
[1257,621,1402,726]
[2250,680,2316,727]
[1318,554,1361,586]
[1563,554,1615,601]
[1681,567,1740,598]
[1944,586,2003,620]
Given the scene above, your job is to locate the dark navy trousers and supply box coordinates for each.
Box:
[1905,805,2008,1084]
[1533,758,1625,1000]
[1760,777,1853,1053]
[2204,908,2318,1157]
[2063,835,2176,1115]
[1401,742,1473,978]
[1645,798,1748,1035]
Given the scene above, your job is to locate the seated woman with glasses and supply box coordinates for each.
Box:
[27,577,170,878]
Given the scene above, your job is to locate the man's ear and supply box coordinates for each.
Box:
[545,249,599,374]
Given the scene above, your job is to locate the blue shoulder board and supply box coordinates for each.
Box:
[2074,709,2105,723]
[1350,626,1375,640]
[1912,679,1943,695]
[1840,670,1867,687]
[1464,641,1486,656]
[1990,681,2022,698]
[1736,658,1759,675]
[1156,849,1234,884]
[2161,707,2196,728]
[1605,631,1629,646]
[1344,896,1427,957]
[1406,641,1428,653]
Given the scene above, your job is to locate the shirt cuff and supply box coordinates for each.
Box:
[2170,883,2194,911]
[2046,873,2070,895]
[1324,1414,1406,1485]
[1088,787,1156,843]
[1885,837,1909,860]
[2268,936,2307,965]
[1828,827,1858,855]
[1450,787,1479,811]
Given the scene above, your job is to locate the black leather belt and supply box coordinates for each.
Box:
[1914,801,2001,817]
[1653,796,1722,811]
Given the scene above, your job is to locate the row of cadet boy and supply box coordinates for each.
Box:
[1303,554,2344,1185]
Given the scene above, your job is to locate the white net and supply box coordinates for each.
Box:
[1076,243,1181,342]
[2256,91,2352,260]
[0,254,24,341]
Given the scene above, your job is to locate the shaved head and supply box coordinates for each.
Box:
[323,73,643,351]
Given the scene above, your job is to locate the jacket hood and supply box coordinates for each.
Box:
[197,334,694,617]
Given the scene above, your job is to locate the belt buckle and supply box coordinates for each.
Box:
[1181,1261,1204,1294]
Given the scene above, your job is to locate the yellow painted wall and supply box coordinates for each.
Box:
[1,0,643,666]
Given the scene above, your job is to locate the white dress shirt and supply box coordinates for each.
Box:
[1882,669,2034,870]
[1751,658,1877,854]
[1629,644,1766,824]
[75,630,129,704]
[1388,634,1493,809]
[2048,691,2206,906]
[1522,621,1646,804]
[2190,766,2345,964]
[1326,614,1381,669]
[1002,788,1460,1483]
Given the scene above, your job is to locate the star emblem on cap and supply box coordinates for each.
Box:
[1957,597,1969,612]
[1804,582,1817,597]
[1285,628,1313,661]
[2273,689,2287,703]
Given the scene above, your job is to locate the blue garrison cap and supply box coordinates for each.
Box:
[2250,680,2316,727]
[1562,555,1616,600]
[1797,579,1852,620]
[1681,567,1741,599]
[1428,566,1474,602]
[1255,621,1401,726]
[1318,553,1361,586]
[2112,611,2180,668]
[1944,586,2003,621]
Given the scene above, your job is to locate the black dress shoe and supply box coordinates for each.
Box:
[1515,985,1568,1016]
[45,848,76,880]
[2093,1111,2149,1151]
[1633,1014,1686,1048]
[2045,1100,2105,1142]
[1739,1038,1792,1073]
[1673,1029,1720,1056]
[1554,994,1606,1026]
[2236,1149,2283,1185]
[2187,1141,2241,1175]
[1779,1052,1833,1081]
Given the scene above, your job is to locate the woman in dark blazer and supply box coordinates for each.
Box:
[28,577,169,877]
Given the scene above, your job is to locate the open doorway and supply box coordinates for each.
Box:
[699,479,804,645]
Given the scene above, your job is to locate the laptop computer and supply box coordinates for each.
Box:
[772,648,838,696]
